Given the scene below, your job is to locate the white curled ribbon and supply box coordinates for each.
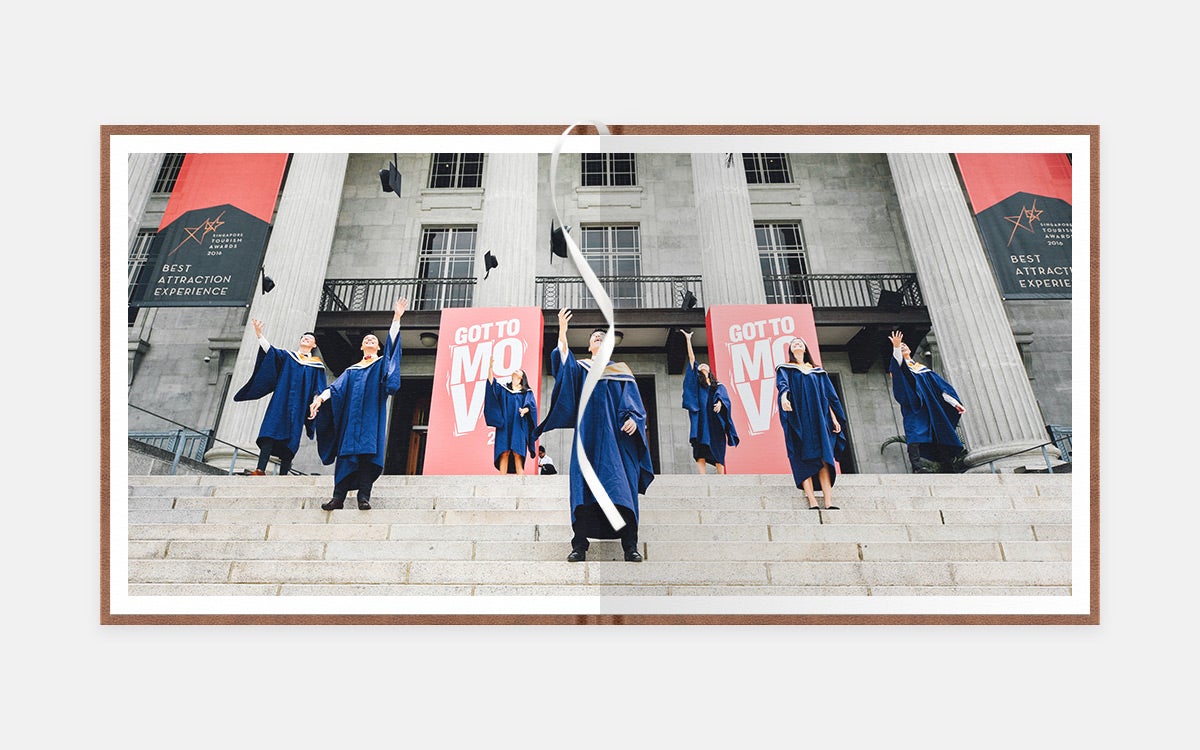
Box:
[549,121,626,533]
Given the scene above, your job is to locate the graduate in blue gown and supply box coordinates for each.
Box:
[775,337,847,510]
[681,329,739,474]
[887,330,966,473]
[308,298,407,510]
[534,309,654,562]
[232,320,327,476]
[483,360,538,474]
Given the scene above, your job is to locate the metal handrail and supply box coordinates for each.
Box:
[128,404,304,476]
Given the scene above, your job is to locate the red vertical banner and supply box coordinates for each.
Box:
[705,304,823,475]
[954,153,1073,300]
[423,307,544,475]
[132,153,289,308]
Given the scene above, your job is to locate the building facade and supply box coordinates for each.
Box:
[126,150,1071,476]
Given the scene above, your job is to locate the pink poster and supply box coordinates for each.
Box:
[422,307,544,475]
[705,304,825,475]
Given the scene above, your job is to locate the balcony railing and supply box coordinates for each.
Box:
[317,274,923,313]
[762,273,923,308]
[321,278,476,312]
[537,275,703,310]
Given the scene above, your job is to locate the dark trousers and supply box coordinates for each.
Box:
[256,439,293,475]
[907,441,924,470]
[331,461,384,501]
[571,504,639,554]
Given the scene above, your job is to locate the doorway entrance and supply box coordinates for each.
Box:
[635,374,661,475]
[386,377,432,475]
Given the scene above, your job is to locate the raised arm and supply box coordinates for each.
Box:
[388,298,408,342]
[888,330,904,363]
[556,308,572,363]
[252,318,270,351]
[683,329,696,366]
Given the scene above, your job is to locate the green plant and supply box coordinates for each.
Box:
[879,435,965,474]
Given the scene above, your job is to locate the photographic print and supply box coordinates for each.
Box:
[103,125,1095,624]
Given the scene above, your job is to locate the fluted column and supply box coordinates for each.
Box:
[691,154,767,306]
[887,153,1047,467]
[127,153,164,243]
[473,154,539,308]
[208,154,349,469]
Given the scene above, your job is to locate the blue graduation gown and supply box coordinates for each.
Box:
[233,346,327,460]
[313,332,403,486]
[888,356,964,457]
[534,349,654,530]
[682,363,740,465]
[483,380,539,471]
[775,363,848,488]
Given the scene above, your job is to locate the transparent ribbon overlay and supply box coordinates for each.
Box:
[549,122,626,532]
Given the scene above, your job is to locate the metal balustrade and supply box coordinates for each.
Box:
[318,274,924,312]
[536,275,703,310]
[320,278,476,312]
[761,273,923,308]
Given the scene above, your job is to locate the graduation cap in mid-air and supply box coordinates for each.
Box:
[483,250,499,279]
[261,270,275,295]
[680,290,697,309]
[550,222,570,260]
[378,154,402,197]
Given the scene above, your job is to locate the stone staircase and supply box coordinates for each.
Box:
[125,472,1073,597]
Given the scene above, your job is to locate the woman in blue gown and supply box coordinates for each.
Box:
[774,337,847,510]
[681,329,739,474]
[484,360,538,474]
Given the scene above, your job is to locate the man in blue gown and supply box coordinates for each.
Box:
[887,330,966,473]
[308,299,407,509]
[535,309,654,562]
[233,319,327,476]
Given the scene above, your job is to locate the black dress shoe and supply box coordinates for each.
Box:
[357,498,371,510]
[567,550,586,562]
[321,498,344,511]
[624,550,644,563]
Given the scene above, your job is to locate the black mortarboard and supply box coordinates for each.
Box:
[483,250,499,279]
[379,155,402,197]
[261,272,275,294]
[550,222,569,260]
[680,290,697,309]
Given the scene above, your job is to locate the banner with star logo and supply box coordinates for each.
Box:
[130,153,289,307]
[955,153,1073,300]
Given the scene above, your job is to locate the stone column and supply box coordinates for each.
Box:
[127,153,164,243]
[472,154,539,308]
[127,154,165,380]
[207,154,350,472]
[887,153,1048,468]
[690,153,767,306]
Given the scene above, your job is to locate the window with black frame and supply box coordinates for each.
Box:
[757,222,812,304]
[581,153,637,187]
[153,153,186,193]
[428,153,484,189]
[580,225,641,308]
[415,227,476,310]
[743,153,792,184]
[127,229,156,325]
